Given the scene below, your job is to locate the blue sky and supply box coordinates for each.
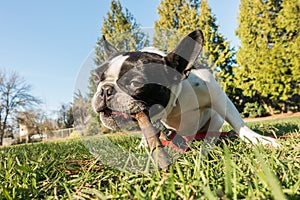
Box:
[0,0,240,115]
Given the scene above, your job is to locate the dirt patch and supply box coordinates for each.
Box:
[243,112,300,122]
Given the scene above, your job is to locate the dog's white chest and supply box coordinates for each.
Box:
[161,71,212,135]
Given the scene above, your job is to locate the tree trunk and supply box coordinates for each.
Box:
[0,112,9,146]
[0,129,4,146]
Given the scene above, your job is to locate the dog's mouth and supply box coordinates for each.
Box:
[95,100,148,130]
[102,108,137,119]
[98,108,141,130]
[101,107,144,122]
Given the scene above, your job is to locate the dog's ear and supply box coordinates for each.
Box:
[165,30,204,80]
[102,35,119,57]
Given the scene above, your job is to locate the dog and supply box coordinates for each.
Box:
[92,30,280,150]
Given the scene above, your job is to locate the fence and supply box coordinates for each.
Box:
[46,128,75,140]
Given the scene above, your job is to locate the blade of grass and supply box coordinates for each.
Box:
[201,183,217,200]
[2,188,13,200]
[253,148,287,200]
[224,145,233,199]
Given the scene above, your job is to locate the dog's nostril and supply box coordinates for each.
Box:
[101,84,115,97]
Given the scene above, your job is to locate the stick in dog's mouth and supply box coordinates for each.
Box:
[135,111,171,169]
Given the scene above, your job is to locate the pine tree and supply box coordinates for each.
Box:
[277,0,300,110]
[89,0,149,133]
[95,0,149,66]
[235,0,300,113]
[153,0,199,51]
[153,0,235,96]
[197,0,235,94]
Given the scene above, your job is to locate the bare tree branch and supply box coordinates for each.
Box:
[0,70,41,145]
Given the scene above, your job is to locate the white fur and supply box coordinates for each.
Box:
[138,68,281,148]
[104,55,129,83]
[96,45,281,149]
[239,126,280,147]
[141,47,166,56]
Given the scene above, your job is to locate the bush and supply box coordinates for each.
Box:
[69,131,83,138]
[242,102,268,118]
[85,118,110,136]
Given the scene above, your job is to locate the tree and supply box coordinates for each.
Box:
[0,70,40,145]
[153,0,235,94]
[90,0,149,133]
[153,0,199,51]
[235,0,300,113]
[56,103,74,129]
[17,109,55,142]
[95,0,149,65]
[277,0,300,111]
[72,91,89,128]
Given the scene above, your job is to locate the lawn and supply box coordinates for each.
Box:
[0,117,300,199]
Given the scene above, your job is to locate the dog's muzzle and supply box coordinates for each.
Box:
[92,84,114,113]
[92,84,147,130]
[100,84,115,99]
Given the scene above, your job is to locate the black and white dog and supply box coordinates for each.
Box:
[92,30,280,149]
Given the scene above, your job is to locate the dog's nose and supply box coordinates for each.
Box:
[101,84,115,97]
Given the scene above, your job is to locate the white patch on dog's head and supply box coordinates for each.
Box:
[104,55,129,83]
[141,47,166,57]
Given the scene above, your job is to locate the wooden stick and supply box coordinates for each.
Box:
[135,112,171,169]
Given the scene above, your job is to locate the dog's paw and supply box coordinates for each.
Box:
[251,135,281,148]
[239,126,281,148]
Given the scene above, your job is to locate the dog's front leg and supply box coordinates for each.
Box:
[221,95,280,147]
[193,69,280,148]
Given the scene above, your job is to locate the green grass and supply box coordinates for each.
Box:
[1,117,300,199]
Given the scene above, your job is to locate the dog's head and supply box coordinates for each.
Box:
[92,30,204,130]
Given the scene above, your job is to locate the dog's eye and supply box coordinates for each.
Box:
[130,80,143,88]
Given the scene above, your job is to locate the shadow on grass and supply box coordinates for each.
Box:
[222,117,300,137]
[252,123,300,137]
